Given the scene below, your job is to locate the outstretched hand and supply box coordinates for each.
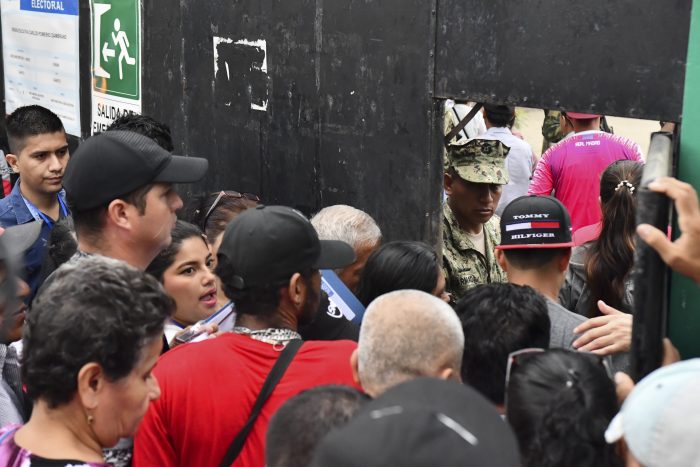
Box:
[573,300,632,355]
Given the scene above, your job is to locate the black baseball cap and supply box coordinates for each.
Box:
[63,130,208,210]
[218,205,355,289]
[497,195,574,249]
[309,378,520,467]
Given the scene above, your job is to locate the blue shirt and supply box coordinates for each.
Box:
[0,181,69,296]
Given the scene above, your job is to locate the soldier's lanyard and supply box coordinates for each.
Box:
[22,194,68,229]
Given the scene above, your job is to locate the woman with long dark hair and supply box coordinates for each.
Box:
[560,160,643,317]
[356,241,449,307]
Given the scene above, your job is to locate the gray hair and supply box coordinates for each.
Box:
[311,205,382,251]
[357,289,464,397]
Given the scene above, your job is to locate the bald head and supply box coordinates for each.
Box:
[356,290,464,397]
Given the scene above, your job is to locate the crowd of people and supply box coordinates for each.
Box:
[0,103,696,466]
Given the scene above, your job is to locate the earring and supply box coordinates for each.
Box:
[87,413,94,425]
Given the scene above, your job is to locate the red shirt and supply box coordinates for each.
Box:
[133,333,359,467]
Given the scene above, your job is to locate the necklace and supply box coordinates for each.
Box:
[233,326,302,351]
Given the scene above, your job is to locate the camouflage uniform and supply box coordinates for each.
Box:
[541,110,564,154]
[443,139,509,304]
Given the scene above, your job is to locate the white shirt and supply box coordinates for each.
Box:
[481,126,535,216]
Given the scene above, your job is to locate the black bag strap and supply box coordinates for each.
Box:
[219,339,303,467]
[444,103,483,148]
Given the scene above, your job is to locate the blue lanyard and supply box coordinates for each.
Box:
[22,194,69,228]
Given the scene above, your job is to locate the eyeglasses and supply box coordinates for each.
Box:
[201,190,260,230]
[503,348,613,414]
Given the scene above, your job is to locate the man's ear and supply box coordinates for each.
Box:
[105,199,133,231]
[77,362,105,410]
[287,272,305,310]
[5,154,19,173]
[444,172,453,195]
[558,248,573,272]
[350,348,362,387]
[437,366,461,382]
[495,249,508,272]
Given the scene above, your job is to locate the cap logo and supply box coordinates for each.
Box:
[511,214,550,219]
[506,221,560,232]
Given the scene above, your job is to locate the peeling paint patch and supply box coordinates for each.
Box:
[213,36,269,111]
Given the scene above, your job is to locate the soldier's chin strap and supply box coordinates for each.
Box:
[444,103,483,149]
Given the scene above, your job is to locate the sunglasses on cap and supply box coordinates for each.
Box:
[503,348,613,414]
[200,190,260,231]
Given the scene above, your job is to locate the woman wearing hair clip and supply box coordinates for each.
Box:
[146,221,228,350]
[560,160,643,318]
[185,190,260,310]
[505,349,622,467]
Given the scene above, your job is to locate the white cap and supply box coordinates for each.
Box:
[605,359,700,467]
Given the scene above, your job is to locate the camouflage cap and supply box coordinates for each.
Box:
[446,138,510,185]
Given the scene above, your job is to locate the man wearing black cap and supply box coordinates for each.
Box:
[61,130,208,269]
[134,205,359,467]
[494,195,586,349]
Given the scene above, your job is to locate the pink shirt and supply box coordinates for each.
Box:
[528,131,643,232]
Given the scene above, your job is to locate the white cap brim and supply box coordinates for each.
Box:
[604,412,625,444]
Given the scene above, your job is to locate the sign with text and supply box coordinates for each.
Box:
[90,0,141,134]
[1,0,81,135]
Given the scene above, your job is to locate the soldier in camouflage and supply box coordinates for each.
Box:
[443,138,509,306]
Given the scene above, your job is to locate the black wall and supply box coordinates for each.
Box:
[0,0,693,240]
[434,0,692,122]
[142,0,443,242]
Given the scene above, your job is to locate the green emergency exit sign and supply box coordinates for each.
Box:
[91,0,140,99]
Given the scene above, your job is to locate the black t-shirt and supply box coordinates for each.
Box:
[299,292,360,341]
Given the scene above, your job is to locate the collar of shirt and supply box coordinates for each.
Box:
[21,188,67,224]
[484,127,513,137]
[5,182,35,225]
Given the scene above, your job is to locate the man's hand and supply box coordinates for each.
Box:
[637,177,700,285]
[169,323,219,349]
[572,300,632,355]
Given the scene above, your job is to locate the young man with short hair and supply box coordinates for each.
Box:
[0,106,70,294]
[456,283,550,411]
[495,195,586,349]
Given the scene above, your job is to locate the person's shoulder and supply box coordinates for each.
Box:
[547,298,586,325]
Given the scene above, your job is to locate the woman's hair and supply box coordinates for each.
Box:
[356,241,440,306]
[184,191,260,241]
[146,221,207,282]
[506,349,621,467]
[23,256,174,408]
[584,160,643,316]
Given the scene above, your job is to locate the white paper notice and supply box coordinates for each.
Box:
[1,0,82,136]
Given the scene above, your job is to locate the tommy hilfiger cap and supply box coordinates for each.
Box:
[497,195,574,249]
[63,130,208,210]
[218,205,355,290]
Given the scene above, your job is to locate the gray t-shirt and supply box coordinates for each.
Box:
[546,298,587,350]
[547,297,630,373]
